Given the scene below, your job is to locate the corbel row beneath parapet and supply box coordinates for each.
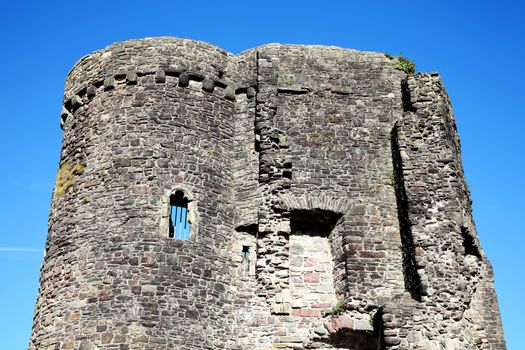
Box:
[60,68,258,129]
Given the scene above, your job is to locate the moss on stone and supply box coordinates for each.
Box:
[54,162,85,197]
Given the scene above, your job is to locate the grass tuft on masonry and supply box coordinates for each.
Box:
[331,297,345,316]
[385,53,416,74]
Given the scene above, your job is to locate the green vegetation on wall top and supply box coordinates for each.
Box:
[385,53,416,74]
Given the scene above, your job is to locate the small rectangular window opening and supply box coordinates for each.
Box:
[169,191,191,240]
[242,245,250,259]
[241,245,250,277]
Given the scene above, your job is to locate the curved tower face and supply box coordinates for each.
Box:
[30,38,243,349]
[30,38,506,350]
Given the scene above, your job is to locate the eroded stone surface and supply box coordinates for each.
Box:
[29,37,505,350]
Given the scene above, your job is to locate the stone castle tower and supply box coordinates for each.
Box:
[29,37,506,349]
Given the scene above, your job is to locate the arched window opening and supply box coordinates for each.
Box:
[169,191,191,240]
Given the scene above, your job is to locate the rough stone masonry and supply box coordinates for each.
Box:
[29,37,506,350]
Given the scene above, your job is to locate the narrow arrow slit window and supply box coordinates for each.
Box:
[169,191,191,240]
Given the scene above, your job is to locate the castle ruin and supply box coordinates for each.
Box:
[29,37,506,349]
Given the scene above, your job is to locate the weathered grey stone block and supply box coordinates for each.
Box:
[86,85,97,98]
[224,86,235,101]
[103,76,115,90]
[202,78,214,92]
[155,69,166,83]
[79,340,95,350]
[178,71,189,87]
[246,86,256,98]
[126,71,138,85]
[71,95,82,109]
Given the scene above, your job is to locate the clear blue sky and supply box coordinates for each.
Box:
[1,1,523,348]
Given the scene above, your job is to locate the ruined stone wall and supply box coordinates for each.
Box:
[228,45,408,349]
[383,73,506,349]
[30,37,506,350]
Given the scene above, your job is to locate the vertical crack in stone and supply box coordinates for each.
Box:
[390,124,423,301]
[251,50,262,276]
[400,77,416,113]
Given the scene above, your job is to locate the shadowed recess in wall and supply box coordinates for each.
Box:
[290,209,343,236]
[390,125,424,300]
[461,227,481,258]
